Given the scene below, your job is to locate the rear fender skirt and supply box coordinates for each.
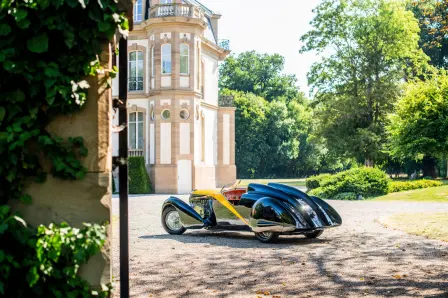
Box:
[240,193,265,208]
[247,184,318,228]
[163,197,203,227]
[250,197,304,232]
[268,183,334,226]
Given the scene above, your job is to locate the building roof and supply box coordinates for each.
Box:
[183,0,214,16]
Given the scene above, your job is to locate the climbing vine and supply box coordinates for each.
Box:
[0,0,128,296]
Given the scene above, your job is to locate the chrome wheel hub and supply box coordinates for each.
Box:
[165,210,182,231]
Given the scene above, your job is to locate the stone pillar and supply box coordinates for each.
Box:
[216,107,237,187]
[8,40,114,288]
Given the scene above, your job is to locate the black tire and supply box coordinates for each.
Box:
[305,230,324,239]
[162,206,186,235]
[254,231,280,243]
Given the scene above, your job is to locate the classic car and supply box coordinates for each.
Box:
[161,182,342,243]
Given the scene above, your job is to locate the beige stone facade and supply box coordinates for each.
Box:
[112,0,236,194]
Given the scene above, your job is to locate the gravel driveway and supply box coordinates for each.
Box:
[111,195,448,298]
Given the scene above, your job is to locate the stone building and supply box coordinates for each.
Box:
[112,0,236,194]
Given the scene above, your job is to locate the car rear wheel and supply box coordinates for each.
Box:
[162,206,186,235]
[305,230,323,239]
[254,231,280,243]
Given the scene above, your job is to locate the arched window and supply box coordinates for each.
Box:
[180,44,189,75]
[134,0,142,22]
[128,111,144,154]
[129,51,144,91]
[151,46,155,77]
[161,44,171,74]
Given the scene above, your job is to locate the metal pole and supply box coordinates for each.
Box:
[118,36,129,298]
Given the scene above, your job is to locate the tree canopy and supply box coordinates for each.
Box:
[387,70,448,176]
[300,0,428,165]
[219,51,300,102]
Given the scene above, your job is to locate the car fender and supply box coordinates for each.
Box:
[163,197,203,227]
[250,197,304,233]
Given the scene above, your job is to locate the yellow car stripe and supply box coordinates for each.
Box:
[192,189,249,226]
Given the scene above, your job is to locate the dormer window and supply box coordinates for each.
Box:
[180,44,189,75]
[134,0,142,22]
[161,44,172,74]
[129,51,144,91]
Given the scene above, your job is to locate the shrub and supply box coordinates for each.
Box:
[128,156,152,194]
[306,173,333,190]
[388,180,443,193]
[332,192,358,201]
[308,167,389,199]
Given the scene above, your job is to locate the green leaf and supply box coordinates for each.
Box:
[27,33,49,53]
[0,24,11,36]
[20,194,32,205]
[12,8,28,21]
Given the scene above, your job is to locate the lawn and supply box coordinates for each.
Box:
[238,178,306,187]
[374,185,448,202]
[380,212,448,242]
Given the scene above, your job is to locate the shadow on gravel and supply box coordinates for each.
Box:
[139,232,332,248]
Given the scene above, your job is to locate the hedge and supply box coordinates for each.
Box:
[388,180,443,193]
[306,173,333,190]
[307,167,389,199]
[128,156,152,194]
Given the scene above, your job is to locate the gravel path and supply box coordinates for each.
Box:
[111,195,448,298]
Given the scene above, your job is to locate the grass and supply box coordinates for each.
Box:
[238,178,306,187]
[380,212,448,242]
[374,185,448,202]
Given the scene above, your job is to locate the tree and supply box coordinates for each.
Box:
[219,51,300,102]
[300,0,428,166]
[387,70,448,177]
[410,0,448,68]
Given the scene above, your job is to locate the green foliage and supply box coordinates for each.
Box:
[129,157,152,194]
[0,0,128,295]
[387,70,448,162]
[301,0,428,164]
[332,192,358,201]
[0,0,128,205]
[306,173,333,190]
[219,51,301,102]
[308,167,389,199]
[0,205,111,297]
[388,180,443,193]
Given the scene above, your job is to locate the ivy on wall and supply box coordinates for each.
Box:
[0,0,128,296]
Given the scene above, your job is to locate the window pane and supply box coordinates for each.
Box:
[181,44,189,56]
[162,44,171,74]
[138,122,144,149]
[138,112,143,122]
[129,122,136,149]
[129,112,136,122]
[181,56,189,74]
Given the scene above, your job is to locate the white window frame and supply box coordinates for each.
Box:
[128,111,144,150]
[128,51,144,92]
[134,0,142,22]
[180,44,189,75]
[161,43,172,75]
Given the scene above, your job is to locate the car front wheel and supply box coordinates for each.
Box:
[305,230,323,239]
[162,206,186,235]
[254,231,280,243]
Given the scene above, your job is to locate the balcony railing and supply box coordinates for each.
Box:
[128,77,143,92]
[128,149,144,157]
[149,4,204,20]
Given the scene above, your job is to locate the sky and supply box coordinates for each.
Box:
[199,0,322,94]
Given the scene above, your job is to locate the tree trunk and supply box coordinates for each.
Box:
[364,158,374,167]
[422,156,437,178]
